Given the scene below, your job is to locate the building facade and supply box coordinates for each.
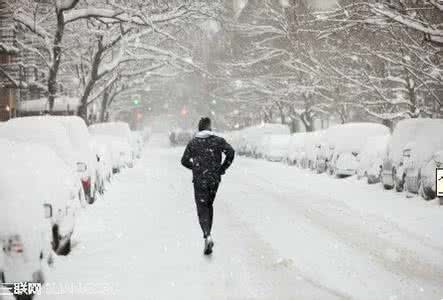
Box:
[0,0,19,121]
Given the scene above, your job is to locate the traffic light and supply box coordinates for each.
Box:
[133,99,140,106]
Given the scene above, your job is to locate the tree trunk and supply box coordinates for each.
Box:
[78,40,103,122]
[47,10,65,111]
[301,111,314,132]
[289,118,298,133]
[100,87,110,122]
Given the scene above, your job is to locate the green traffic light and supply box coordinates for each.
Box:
[133,99,140,105]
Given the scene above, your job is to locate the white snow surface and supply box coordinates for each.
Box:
[0,116,77,168]
[324,122,390,154]
[40,135,443,300]
[89,122,132,145]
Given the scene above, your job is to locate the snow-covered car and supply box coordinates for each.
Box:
[54,116,98,204]
[0,139,81,263]
[324,123,390,177]
[419,151,443,201]
[89,122,134,169]
[91,134,131,174]
[260,134,291,162]
[239,124,290,158]
[286,132,307,166]
[356,135,390,184]
[0,116,87,202]
[382,119,443,196]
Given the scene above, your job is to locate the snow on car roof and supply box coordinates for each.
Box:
[360,134,390,157]
[325,122,389,153]
[266,134,291,145]
[89,122,131,142]
[389,118,443,163]
[0,116,76,168]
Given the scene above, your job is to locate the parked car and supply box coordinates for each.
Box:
[420,151,443,202]
[91,134,131,174]
[0,139,81,264]
[89,122,134,169]
[356,135,390,184]
[54,116,98,204]
[238,124,290,158]
[260,134,291,162]
[324,123,390,177]
[382,119,443,197]
[383,119,443,196]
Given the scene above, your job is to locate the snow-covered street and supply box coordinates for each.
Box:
[42,135,443,300]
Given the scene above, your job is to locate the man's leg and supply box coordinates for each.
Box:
[207,182,219,236]
[194,183,211,238]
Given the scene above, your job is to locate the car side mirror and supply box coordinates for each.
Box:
[44,204,53,219]
[96,155,100,162]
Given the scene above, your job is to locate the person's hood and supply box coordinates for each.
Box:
[195,130,215,139]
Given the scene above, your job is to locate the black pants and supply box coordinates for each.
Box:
[193,181,219,238]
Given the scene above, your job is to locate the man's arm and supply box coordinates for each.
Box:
[181,143,193,170]
[219,138,235,175]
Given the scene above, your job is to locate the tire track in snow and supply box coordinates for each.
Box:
[224,157,443,299]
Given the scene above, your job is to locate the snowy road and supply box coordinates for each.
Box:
[44,135,443,300]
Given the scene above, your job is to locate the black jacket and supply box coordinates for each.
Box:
[181,131,235,184]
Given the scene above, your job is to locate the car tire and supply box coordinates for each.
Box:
[383,183,393,190]
[88,184,98,204]
[32,270,45,284]
[52,225,71,256]
[394,169,404,192]
[421,182,436,201]
[99,181,105,195]
[57,237,71,256]
[439,197,443,205]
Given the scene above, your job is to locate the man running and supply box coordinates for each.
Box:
[181,117,235,255]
